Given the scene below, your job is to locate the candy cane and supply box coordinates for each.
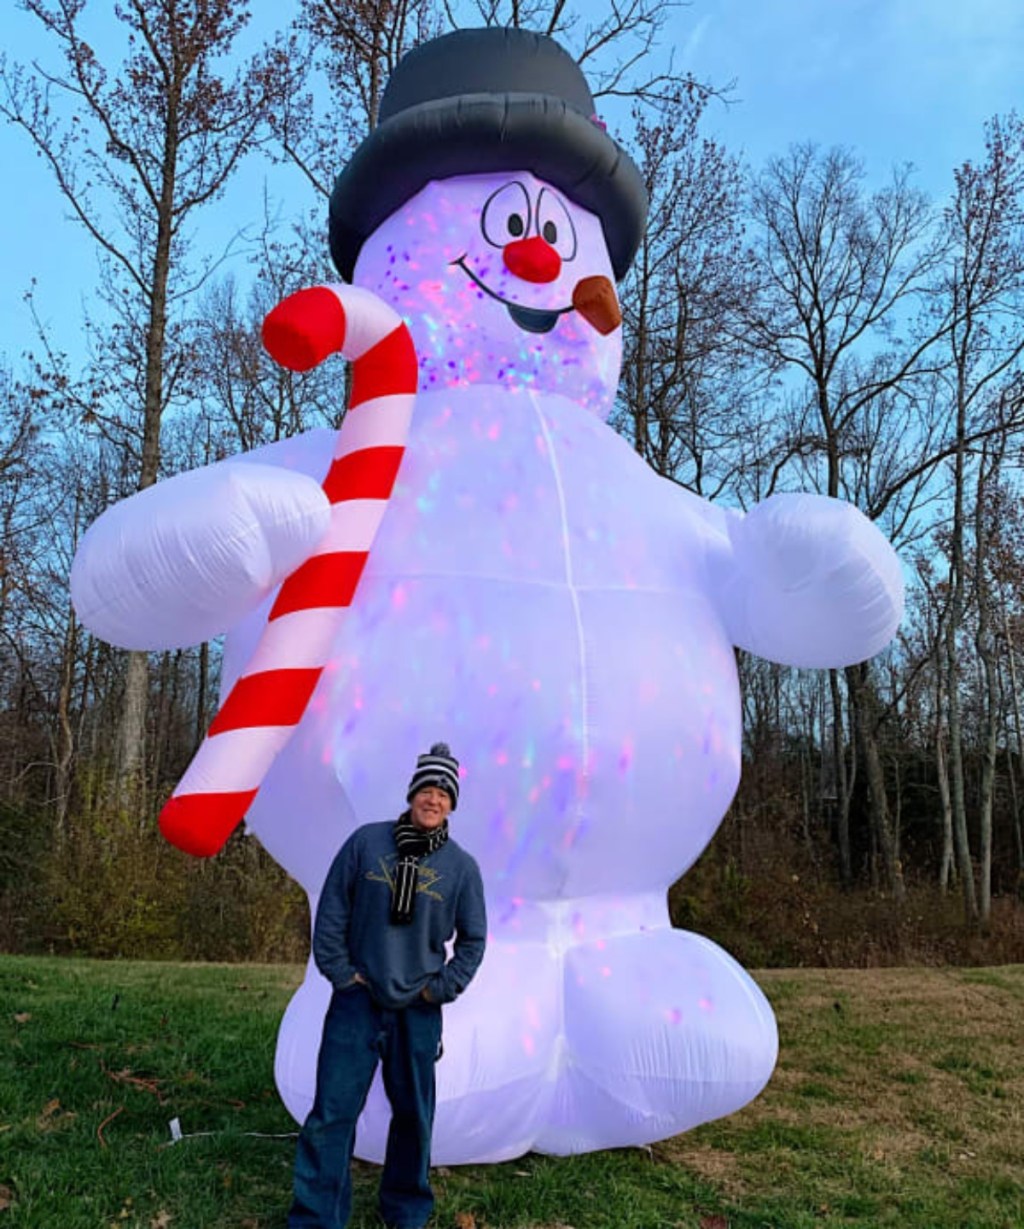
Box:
[159,285,417,857]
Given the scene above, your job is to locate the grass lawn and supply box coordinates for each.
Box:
[1,955,1021,1228]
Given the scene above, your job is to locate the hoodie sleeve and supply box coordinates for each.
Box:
[313,832,362,990]
[429,856,487,1004]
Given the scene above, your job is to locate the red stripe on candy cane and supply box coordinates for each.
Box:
[322,446,406,501]
[350,326,420,407]
[159,285,417,858]
[269,552,368,618]
[207,668,322,736]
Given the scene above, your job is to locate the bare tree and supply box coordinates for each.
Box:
[0,365,53,826]
[740,143,956,899]
[458,0,684,103]
[902,552,957,889]
[615,86,759,495]
[0,0,286,806]
[973,441,1004,926]
[938,113,1024,925]
[744,144,947,498]
[274,0,697,213]
[0,367,45,645]
[269,0,442,204]
[190,216,345,453]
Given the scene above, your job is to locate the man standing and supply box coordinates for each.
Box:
[289,742,487,1229]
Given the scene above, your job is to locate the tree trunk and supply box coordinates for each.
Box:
[115,651,149,813]
[936,711,955,891]
[1001,601,1024,897]
[847,662,904,901]
[196,640,210,748]
[944,377,978,922]
[976,644,997,927]
[974,448,998,928]
[829,669,853,887]
[52,600,79,845]
[944,656,977,920]
[112,83,179,815]
[151,650,173,812]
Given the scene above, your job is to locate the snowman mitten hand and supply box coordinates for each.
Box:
[721,492,904,668]
[71,462,331,650]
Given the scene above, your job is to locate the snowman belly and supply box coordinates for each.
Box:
[311,386,741,899]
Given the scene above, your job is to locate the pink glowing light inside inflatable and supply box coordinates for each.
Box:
[68,156,903,1165]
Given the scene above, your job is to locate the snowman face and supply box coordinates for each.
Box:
[353,172,622,417]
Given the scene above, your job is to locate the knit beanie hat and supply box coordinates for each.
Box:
[407,742,460,810]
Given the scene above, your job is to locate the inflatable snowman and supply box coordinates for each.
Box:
[71,29,903,1163]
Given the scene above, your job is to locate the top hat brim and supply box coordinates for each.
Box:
[329,93,648,283]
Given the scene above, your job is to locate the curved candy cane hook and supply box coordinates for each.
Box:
[159,285,418,857]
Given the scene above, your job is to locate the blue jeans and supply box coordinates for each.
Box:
[288,984,443,1229]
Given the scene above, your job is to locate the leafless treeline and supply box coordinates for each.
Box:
[1,0,1022,961]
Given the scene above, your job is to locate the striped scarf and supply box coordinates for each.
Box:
[391,811,449,925]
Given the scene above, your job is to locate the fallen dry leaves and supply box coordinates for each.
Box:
[97,1106,125,1147]
[102,1062,166,1102]
[36,1098,76,1132]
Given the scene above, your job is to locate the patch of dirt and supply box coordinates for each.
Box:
[671,1143,744,1196]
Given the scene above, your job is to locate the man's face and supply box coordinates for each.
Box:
[409,785,452,832]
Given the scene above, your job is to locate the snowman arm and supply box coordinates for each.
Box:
[71,446,333,652]
[707,492,905,669]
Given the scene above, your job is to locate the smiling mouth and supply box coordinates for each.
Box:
[453,257,571,334]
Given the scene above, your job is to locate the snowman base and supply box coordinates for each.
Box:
[275,892,778,1163]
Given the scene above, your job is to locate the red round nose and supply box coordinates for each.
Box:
[503,236,562,283]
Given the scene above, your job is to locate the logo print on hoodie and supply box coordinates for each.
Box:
[368,854,445,902]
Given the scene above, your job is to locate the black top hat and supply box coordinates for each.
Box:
[328,27,648,283]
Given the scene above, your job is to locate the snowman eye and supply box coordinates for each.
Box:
[482,181,532,247]
[536,189,577,260]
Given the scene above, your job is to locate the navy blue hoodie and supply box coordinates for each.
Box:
[313,820,487,1008]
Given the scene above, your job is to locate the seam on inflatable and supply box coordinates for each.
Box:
[522,391,590,808]
[544,898,571,1131]
[529,391,589,1126]
[355,569,686,593]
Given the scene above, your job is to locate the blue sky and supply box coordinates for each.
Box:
[2,0,1022,373]
[681,0,1024,193]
